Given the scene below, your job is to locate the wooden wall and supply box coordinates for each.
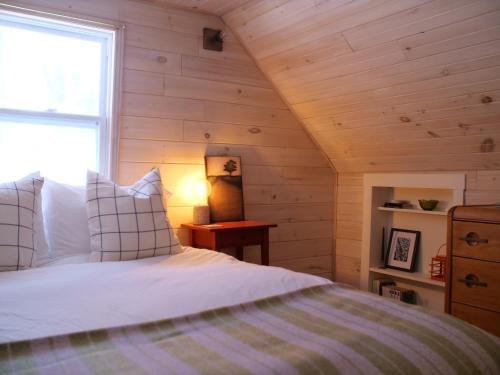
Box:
[9,0,335,278]
[221,0,500,286]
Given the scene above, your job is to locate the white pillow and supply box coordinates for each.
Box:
[0,175,44,271]
[41,179,91,262]
[86,168,181,262]
[24,172,50,263]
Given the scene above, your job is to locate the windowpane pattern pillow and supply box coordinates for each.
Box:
[0,176,44,271]
[86,169,181,262]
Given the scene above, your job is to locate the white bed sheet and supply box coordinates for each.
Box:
[0,247,330,343]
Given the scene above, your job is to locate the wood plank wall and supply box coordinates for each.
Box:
[222,0,500,287]
[9,0,335,278]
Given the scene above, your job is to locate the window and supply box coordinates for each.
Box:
[0,8,117,184]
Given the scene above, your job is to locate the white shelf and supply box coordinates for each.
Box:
[369,266,445,288]
[377,207,448,216]
[361,173,464,312]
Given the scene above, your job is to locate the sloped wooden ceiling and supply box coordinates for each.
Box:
[224,0,500,172]
[159,0,500,172]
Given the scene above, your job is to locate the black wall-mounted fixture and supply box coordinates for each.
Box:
[203,28,224,51]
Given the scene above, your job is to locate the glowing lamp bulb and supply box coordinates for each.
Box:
[193,180,210,204]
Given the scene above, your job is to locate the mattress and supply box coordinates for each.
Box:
[1,248,499,374]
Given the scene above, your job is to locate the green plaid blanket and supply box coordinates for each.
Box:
[1,284,499,374]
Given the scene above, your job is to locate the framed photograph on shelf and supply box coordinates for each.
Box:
[385,228,420,272]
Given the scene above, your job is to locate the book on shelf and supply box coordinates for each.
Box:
[383,200,412,209]
[372,278,395,295]
[381,285,417,304]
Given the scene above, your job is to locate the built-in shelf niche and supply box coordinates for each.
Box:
[361,173,465,312]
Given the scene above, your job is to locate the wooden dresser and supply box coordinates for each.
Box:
[446,205,500,336]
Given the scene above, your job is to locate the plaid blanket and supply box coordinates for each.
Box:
[1,284,499,374]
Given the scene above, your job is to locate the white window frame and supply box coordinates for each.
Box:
[0,4,122,179]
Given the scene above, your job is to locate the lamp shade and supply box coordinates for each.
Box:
[193,205,210,225]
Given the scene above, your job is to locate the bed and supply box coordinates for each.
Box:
[1,247,499,375]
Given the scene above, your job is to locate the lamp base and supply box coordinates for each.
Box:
[193,205,210,225]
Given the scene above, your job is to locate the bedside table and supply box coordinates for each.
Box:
[181,220,277,265]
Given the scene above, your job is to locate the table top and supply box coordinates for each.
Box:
[181,220,277,232]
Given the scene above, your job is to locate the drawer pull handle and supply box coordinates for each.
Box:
[459,232,488,246]
[458,274,488,288]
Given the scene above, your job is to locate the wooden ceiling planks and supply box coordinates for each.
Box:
[222,0,500,172]
[142,0,500,172]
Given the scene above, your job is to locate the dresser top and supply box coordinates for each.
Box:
[451,205,500,223]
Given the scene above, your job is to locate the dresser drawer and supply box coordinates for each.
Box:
[217,228,263,248]
[452,221,500,262]
[451,257,500,312]
[451,303,500,337]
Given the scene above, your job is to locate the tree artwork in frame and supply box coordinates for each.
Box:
[385,228,420,272]
[205,156,244,222]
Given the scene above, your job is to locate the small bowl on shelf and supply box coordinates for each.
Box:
[418,199,439,211]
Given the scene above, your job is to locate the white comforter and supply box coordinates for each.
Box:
[0,247,330,343]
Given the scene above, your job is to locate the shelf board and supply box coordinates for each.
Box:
[369,266,445,288]
[377,207,448,216]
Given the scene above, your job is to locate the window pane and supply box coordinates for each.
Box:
[0,119,97,185]
[0,23,103,115]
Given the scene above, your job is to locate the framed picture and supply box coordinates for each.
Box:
[385,228,420,272]
[205,156,244,222]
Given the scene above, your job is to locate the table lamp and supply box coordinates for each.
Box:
[192,179,210,225]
